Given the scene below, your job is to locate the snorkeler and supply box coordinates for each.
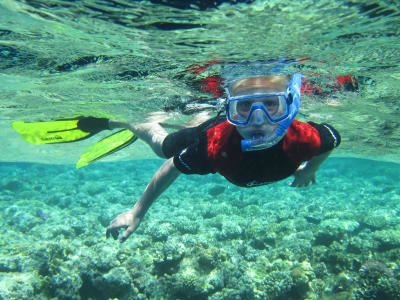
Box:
[103,73,340,242]
[12,68,341,243]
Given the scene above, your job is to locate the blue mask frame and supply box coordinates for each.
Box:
[231,73,303,151]
[226,93,290,126]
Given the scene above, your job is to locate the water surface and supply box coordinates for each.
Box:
[1,1,400,299]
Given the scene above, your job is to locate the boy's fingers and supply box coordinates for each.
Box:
[120,227,134,243]
[106,226,118,240]
[106,222,127,240]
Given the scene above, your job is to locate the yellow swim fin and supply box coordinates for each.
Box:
[76,129,137,169]
[12,116,110,144]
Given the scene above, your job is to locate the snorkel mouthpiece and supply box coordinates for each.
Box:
[241,138,257,152]
[242,136,266,151]
[240,73,302,152]
[241,133,284,151]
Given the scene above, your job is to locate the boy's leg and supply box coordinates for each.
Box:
[109,120,168,159]
[109,115,224,159]
[131,123,168,159]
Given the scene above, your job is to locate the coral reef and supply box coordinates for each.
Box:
[0,158,400,299]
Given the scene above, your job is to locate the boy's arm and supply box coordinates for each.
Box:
[106,157,181,243]
[290,150,332,187]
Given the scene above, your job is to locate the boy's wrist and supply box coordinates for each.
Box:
[299,163,319,175]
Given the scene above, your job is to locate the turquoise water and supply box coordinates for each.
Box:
[1,0,400,299]
[1,158,400,299]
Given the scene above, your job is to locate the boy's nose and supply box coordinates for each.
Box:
[250,109,267,126]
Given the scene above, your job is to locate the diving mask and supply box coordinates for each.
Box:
[220,73,302,151]
[226,93,290,126]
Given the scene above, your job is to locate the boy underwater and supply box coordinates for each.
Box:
[104,72,341,243]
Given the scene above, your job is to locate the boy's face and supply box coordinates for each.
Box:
[231,88,282,141]
[227,75,290,143]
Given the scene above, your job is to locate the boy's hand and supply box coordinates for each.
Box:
[106,209,141,243]
[290,165,316,187]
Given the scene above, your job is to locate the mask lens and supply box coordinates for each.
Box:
[237,100,252,117]
[227,94,288,125]
[262,98,279,115]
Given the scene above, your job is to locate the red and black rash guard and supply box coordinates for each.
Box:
[167,119,340,187]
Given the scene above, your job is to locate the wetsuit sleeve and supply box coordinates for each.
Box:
[308,122,341,153]
[172,133,214,175]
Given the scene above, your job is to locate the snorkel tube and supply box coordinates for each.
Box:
[241,73,302,151]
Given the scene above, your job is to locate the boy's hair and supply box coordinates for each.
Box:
[229,75,290,96]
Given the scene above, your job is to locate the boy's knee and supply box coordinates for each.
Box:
[131,123,168,159]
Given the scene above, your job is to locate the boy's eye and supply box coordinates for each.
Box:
[237,101,252,111]
[262,99,279,107]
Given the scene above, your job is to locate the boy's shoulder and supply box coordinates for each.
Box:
[284,119,340,161]
[283,120,322,162]
[286,120,320,140]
